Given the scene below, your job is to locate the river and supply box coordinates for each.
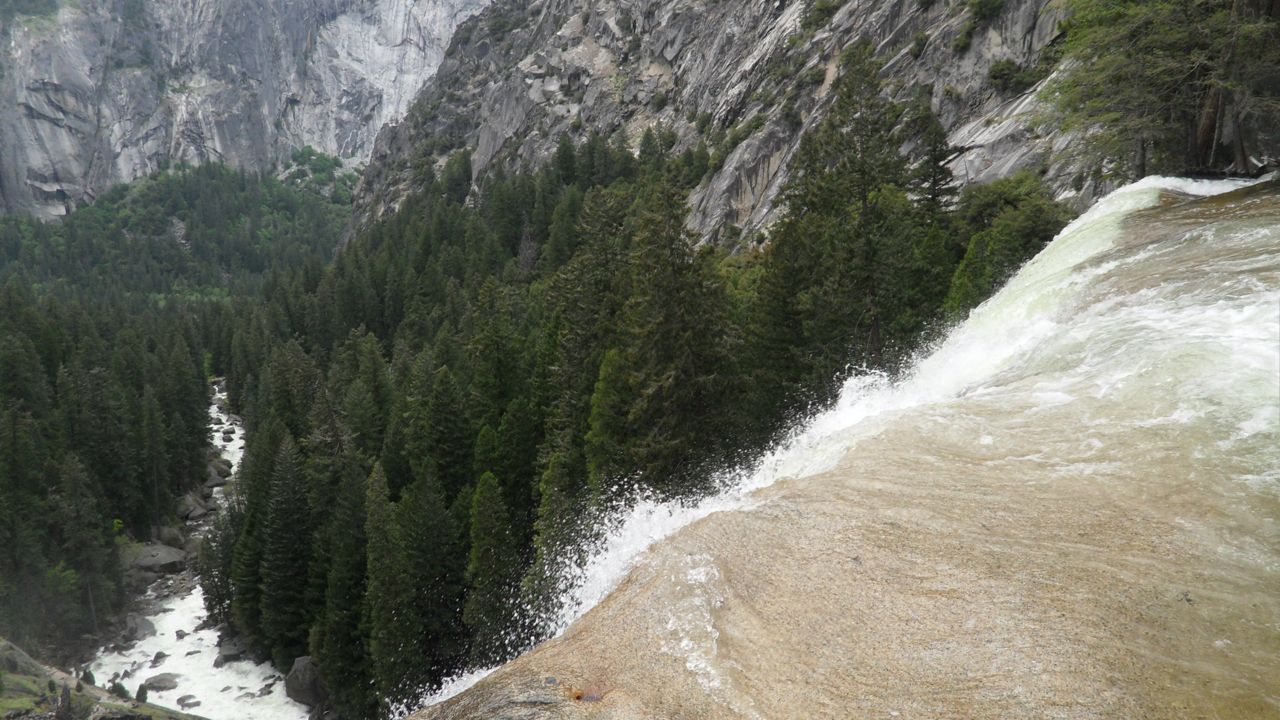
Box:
[89,384,310,720]
[412,176,1280,718]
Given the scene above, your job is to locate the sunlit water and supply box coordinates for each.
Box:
[413,176,1280,718]
[90,387,309,720]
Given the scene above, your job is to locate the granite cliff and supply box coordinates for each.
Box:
[358,0,1087,244]
[0,0,487,218]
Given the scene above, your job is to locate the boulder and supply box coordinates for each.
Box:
[177,695,201,709]
[142,673,180,692]
[214,637,245,668]
[132,544,186,574]
[150,651,168,668]
[285,656,326,707]
[0,638,46,676]
[211,459,232,477]
[122,614,156,642]
[123,568,159,593]
[157,526,184,549]
[176,492,208,520]
[204,470,228,488]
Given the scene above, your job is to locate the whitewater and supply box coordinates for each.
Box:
[89,387,309,720]
[414,175,1280,718]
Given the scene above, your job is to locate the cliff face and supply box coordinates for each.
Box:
[357,0,1086,244]
[0,0,488,219]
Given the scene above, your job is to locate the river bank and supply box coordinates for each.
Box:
[88,381,309,720]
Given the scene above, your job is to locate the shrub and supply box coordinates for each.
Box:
[910,32,929,59]
[803,0,842,30]
[988,59,1036,93]
[952,22,974,52]
[968,0,1004,22]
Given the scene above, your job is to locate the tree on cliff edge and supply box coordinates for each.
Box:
[1046,0,1280,176]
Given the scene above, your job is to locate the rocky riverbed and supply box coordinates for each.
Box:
[88,381,309,720]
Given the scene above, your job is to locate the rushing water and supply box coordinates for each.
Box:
[90,386,309,720]
[415,176,1280,718]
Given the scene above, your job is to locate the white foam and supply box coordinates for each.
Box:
[545,175,1267,641]
[90,385,305,720]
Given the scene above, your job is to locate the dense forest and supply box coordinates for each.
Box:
[0,163,348,660]
[0,0,1274,714]
[191,45,1069,718]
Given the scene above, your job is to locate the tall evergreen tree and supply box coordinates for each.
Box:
[463,471,518,665]
[313,466,373,720]
[258,436,313,669]
[362,464,416,707]
[230,418,287,651]
[398,476,467,684]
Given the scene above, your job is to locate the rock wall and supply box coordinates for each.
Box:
[0,0,488,219]
[358,0,1091,244]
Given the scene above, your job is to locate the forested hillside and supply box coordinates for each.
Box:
[0,164,347,661]
[197,46,1068,718]
[0,0,1275,716]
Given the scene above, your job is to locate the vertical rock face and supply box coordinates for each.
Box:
[357,0,1084,244]
[0,0,489,219]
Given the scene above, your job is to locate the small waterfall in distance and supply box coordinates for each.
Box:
[412,175,1280,719]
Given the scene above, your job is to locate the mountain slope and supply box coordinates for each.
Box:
[0,0,488,219]
[357,0,1079,243]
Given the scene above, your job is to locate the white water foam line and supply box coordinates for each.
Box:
[413,175,1269,712]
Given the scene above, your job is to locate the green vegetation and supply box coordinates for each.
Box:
[0,0,57,20]
[0,163,348,295]
[968,0,1004,22]
[286,146,357,202]
[1,14,1077,715]
[987,59,1035,94]
[0,636,194,719]
[953,0,1006,53]
[1044,0,1280,176]
[910,31,929,59]
[181,40,1069,719]
[0,165,345,661]
[803,0,844,30]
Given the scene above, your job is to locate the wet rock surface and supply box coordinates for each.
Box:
[89,380,308,720]
[142,673,180,692]
[130,546,187,575]
[284,656,325,707]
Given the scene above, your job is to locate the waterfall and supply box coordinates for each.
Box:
[413,175,1280,718]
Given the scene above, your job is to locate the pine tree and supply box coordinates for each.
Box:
[138,387,167,533]
[464,472,517,666]
[1045,0,1280,175]
[615,180,735,494]
[258,436,312,669]
[752,40,920,408]
[495,396,540,544]
[363,464,416,707]
[230,418,286,651]
[553,135,577,187]
[583,349,631,496]
[539,186,584,272]
[423,366,473,501]
[397,476,467,683]
[313,465,373,720]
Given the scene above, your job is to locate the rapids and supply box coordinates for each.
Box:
[89,386,309,720]
[413,176,1280,718]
